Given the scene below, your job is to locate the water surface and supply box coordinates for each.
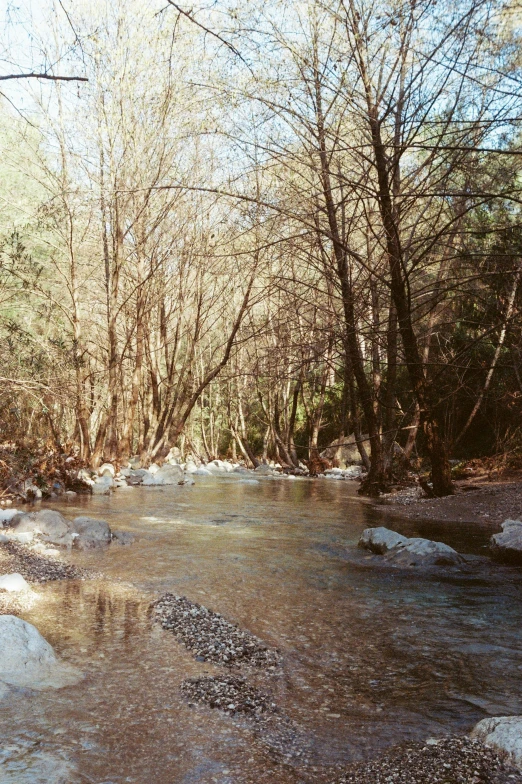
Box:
[1,476,521,783]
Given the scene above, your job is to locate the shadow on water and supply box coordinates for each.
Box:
[1,476,521,783]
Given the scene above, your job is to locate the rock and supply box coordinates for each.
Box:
[0,508,20,525]
[184,461,198,474]
[183,476,195,486]
[128,456,142,469]
[254,464,275,476]
[13,510,71,547]
[23,481,43,500]
[77,468,94,487]
[71,517,111,549]
[471,715,522,769]
[359,527,465,567]
[7,532,34,545]
[490,519,522,564]
[64,490,77,498]
[206,460,228,474]
[111,530,135,546]
[154,463,184,484]
[320,434,369,467]
[0,615,81,691]
[0,573,30,592]
[385,537,465,567]
[359,527,408,554]
[98,462,115,477]
[193,466,212,476]
[92,476,113,495]
[149,463,161,474]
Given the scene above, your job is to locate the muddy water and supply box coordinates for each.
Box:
[2,477,522,784]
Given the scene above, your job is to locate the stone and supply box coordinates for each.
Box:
[206,460,228,474]
[0,615,81,691]
[111,530,135,546]
[193,466,212,476]
[154,463,184,484]
[320,434,369,467]
[92,476,113,495]
[490,520,522,564]
[359,527,408,554]
[7,532,34,545]
[99,462,115,477]
[183,476,195,486]
[71,517,111,549]
[0,508,20,525]
[0,573,30,592]
[185,461,198,474]
[77,468,94,487]
[471,715,522,769]
[385,537,465,567]
[64,490,77,498]
[254,464,275,476]
[13,510,71,546]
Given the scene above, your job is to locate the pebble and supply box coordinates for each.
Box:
[0,540,88,583]
[181,675,273,716]
[334,736,522,784]
[151,594,279,668]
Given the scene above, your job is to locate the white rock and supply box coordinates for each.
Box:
[206,460,228,474]
[98,462,115,477]
[0,615,81,691]
[154,464,184,485]
[359,527,408,554]
[92,476,113,495]
[490,520,522,564]
[77,468,94,487]
[148,463,160,474]
[0,573,30,592]
[185,461,198,474]
[471,716,522,769]
[7,532,34,545]
[193,466,212,476]
[0,509,20,525]
[385,537,464,567]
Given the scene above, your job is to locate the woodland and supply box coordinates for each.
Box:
[1,0,522,497]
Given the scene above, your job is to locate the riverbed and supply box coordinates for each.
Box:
[2,476,522,783]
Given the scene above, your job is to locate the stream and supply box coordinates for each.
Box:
[1,476,522,784]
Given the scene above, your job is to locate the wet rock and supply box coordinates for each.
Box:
[71,516,111,549]
[0,508,19,526]
[151,594,279,668]
[359,527,408,554]
[193,466,212,475]
[385,537,465,567]
[111,530,135,546]
[254,464,276,476]
[359,527,465,567]
[490,520,522,564]
[0,615,81,692]
[471,716,522,769]
[181,675,273,716]
[0,573,30,592]
[184,461,199,474]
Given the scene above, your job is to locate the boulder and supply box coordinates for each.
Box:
[77,468,95,487]
[0,615,81,691]
[193,466,212,476]
[359,527,408,554]
[127,468,147,485]
[13,510,72,547]
[320,434,369,467]
[358,527,465,567]
[254,464,275,476]
[185,461,198,474]
[471,716,522,769]
[111,530,135,546]
[385,537,465,567]
[71,516,111,549]
[154,463,184,485]
[490,520,522,564]
[206,460,228,474]
[92,476,113,495]
[0,573,30,592]
[0,508,20,525]
[98,462,115,478]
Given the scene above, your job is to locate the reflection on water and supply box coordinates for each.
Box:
[1,477,522,783]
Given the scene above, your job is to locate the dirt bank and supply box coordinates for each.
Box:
[379,481,522,526]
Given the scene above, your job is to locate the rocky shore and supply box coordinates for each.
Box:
[334,735,522,784]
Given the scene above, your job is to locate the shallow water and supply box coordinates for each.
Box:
[2,476,522,784]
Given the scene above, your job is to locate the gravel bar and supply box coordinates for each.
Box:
[334,736,522,784]
[151,593,279,667]
[0,540,88,582]
[181,675,274,716]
